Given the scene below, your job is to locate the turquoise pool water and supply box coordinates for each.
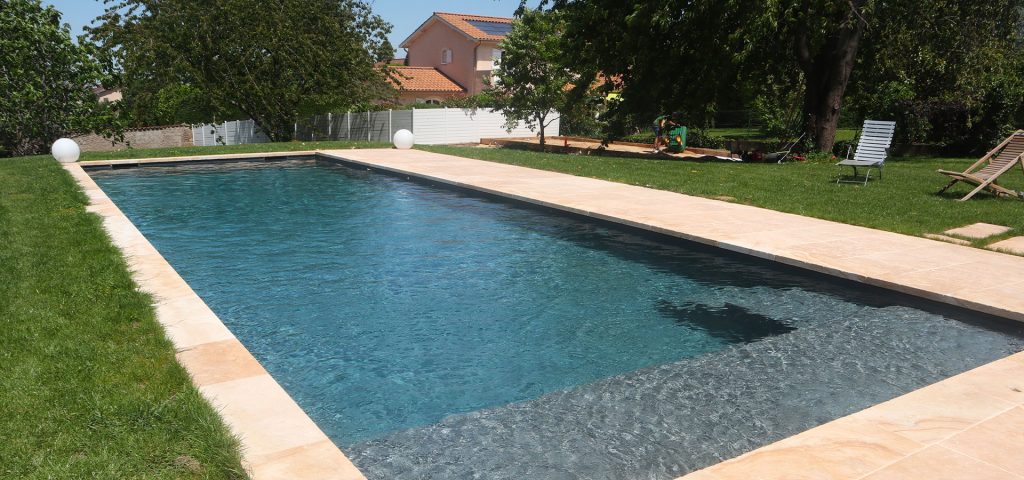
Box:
[91,158,1024,479]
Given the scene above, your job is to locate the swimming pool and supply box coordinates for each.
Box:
[90,158,1024,479]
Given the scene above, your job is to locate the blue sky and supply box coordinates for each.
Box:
[41,0,541,57]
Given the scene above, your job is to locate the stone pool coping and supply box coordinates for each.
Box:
[72,149,1024,479]
[64,162,365,480]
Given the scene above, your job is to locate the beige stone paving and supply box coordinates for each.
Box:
[72,150,1024,480]
[944,222,1013,239]
[313,149,1024,480]
[989,236,1024,255]
[63,163,365,480]
[923,233,973,246]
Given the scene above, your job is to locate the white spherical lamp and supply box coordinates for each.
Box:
[51,138,81,163]
[392,129,414,150]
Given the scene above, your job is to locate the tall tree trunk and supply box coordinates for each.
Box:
[538,112,546,147]
[795,1,868,152]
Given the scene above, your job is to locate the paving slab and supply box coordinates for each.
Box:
[63,162,365,480]
[924,233,973,245]
[72,150,1024,480]
[988,236,1024,255]
[312,149,1024,480]
[322,149,1024,323]
[944,222,1013,239]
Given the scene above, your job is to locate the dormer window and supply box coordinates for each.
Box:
[441,48,452,64]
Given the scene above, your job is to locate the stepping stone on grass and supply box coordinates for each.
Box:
[943,222,1012,239]
[987,237,1024,255]
[923,233,972,246]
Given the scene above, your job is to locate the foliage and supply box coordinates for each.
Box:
[490,8,572,146]
[90,0,394,140]
[846,0,1024,153]
[77,140,390,162]
[123,83,237,126]
[686,128,727,150]
[0,157,246,477]
[0,0,119,156]
[442,93,495,109]
[548,0,751,139]
[547,0,1024,154]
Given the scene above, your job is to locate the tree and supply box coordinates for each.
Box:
[0,0,113,156]
[549,0,1024,153]
[547,0,758,140]
[549,0,868,151]
[767,1,871,152]
[490,8,572,147]
[846,0,1024,152]
[90,0,394,141]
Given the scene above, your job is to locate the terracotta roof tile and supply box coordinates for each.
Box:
[434,12,514,41]
[388,66,466,93]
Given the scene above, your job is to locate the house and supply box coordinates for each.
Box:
[390,12,513,105]
[387,66,466,105]
[92,86,122,103]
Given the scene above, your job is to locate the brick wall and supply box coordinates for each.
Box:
[72,125,193,152]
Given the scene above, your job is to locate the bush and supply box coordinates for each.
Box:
[802,151,837,164]
[686,128,726,149]
[832,139,856,158]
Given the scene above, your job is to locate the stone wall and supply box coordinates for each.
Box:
[72,124,192,152]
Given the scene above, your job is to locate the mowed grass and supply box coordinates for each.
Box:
[706,127,858,142]
[0,156,246,479]
[419,145,1024,243]
[79,139,390,162]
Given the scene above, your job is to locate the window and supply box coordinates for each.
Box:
[424,99,441,105]
[441,48,452,64]
[492,48,502,69]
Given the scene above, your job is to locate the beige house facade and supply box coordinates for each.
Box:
[389,12,512,105]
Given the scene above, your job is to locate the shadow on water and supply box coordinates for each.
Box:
[96,157,1024,339]
[316,158,1024,338]
[656,300,797,343]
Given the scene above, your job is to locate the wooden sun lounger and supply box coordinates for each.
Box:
[937,130,1024,201]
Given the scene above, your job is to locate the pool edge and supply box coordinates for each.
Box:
[63,162,367,480]
[314,149,1024,480]
[69,150,1024,480]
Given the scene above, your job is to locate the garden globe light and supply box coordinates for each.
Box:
[393,129,414,150]
[51,138,81,163]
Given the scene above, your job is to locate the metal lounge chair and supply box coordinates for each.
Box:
[937,130,1024,201]
[836,120,897,185]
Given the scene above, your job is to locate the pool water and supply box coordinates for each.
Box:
[91,159,1024,479]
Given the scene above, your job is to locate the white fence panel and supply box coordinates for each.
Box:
[411,109,448,145]
[191,108,559,147]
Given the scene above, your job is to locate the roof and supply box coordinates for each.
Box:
[400,12,514,48]
[388,66,466,93]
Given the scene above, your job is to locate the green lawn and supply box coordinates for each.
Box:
[0,156,247,478]
[706,127,858,142]
[1,137,1020,477]
[0,140,396,477]
[419,145,1024,246]
[79,140,391,162]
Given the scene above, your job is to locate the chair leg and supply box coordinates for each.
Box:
[938,179,958,194]
[862,168,871,186]
[959,180,996,201]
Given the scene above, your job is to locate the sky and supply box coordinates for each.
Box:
[41,0,541,57]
